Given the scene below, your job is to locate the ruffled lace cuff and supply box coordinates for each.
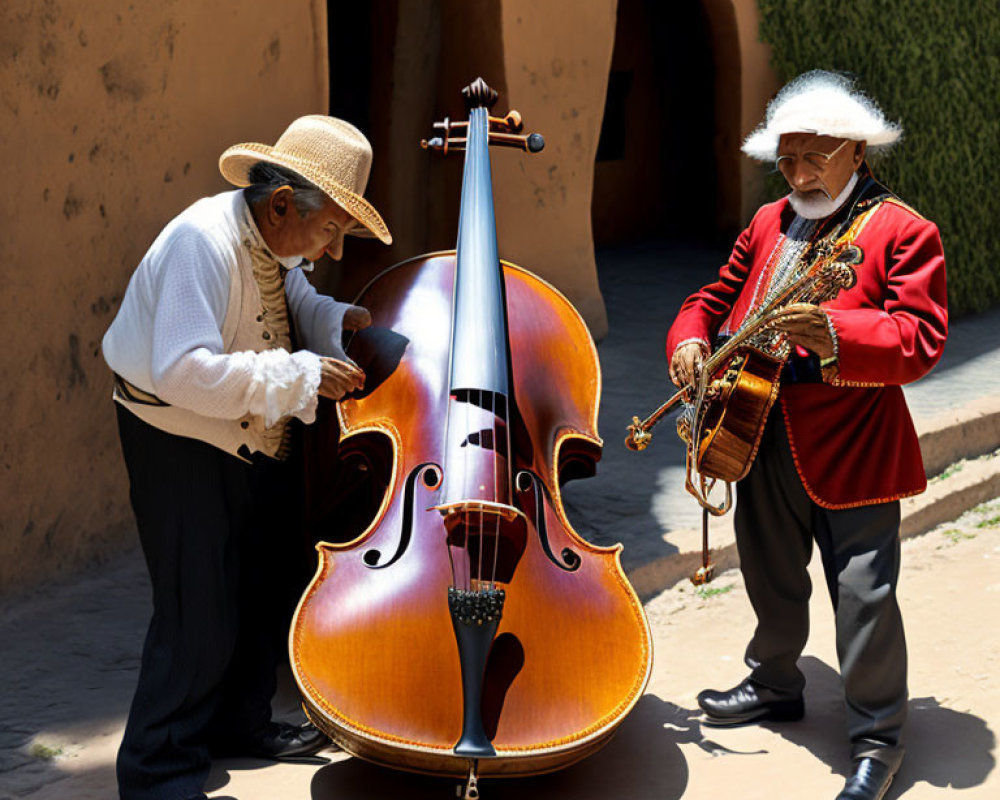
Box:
[247,349,322,427]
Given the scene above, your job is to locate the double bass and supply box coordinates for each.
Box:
[291,79,651,797]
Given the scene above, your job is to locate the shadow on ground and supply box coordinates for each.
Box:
[300,694,697,800]
[248,690,810,800]
[561,240,732,577]
[766,657,996,797]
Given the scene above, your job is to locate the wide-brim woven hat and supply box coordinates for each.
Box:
[219,115,391,244]
[742,70,902,162]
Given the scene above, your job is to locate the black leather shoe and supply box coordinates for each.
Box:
[835,757,894,800]
[243,721,330,760]
[697,678,804,726]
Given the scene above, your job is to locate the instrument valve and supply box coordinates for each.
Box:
[625,416,651,451]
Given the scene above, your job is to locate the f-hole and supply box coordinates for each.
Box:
[515,471,581,571]
[363,462,439,568]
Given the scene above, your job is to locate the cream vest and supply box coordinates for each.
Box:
[114,240,291,462]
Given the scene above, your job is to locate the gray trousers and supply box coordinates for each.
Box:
[734,411,907,769]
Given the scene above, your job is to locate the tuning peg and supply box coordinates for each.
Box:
[488,110,523,133]
[421,136,468,154]
[486,132,545,153]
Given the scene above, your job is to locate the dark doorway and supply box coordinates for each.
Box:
[327,4,375,134]
[320,0,506,303]
[320,1,399,300]
[592,0,719,246]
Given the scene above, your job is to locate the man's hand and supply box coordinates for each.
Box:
[343,305,372,331]
[768,303,835,360]
[669,341,709,389]
[318,357,365,400]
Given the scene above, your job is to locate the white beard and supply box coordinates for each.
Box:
[788,172,859,219]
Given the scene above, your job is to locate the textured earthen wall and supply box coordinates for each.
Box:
[0,0,328,595]
[318,0,614,340]
[1,0,775,595]
[492,0,616,339]
[731,0,780,222]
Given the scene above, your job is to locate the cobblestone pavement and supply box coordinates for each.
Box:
[3,240,999,799]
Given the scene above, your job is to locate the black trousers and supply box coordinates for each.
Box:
[735,411,907,770]
[114,405,302,800]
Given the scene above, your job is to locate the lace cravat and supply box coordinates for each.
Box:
[245,238,295,460]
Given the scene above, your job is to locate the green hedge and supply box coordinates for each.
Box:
[756,0,1000,316]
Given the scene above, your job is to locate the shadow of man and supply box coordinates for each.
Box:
[766,657,995,795]
[306,693,712,799]
[896,695,996,794]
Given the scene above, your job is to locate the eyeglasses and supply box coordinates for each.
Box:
[775,138,850,174]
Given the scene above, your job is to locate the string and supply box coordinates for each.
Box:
[465,391,472,591]
[489,389,498,590]
[476,389,484,591]
[491,393,507,589]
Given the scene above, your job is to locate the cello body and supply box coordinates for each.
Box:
[290,80,651,784]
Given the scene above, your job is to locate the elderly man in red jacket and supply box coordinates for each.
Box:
[666,71,947,800]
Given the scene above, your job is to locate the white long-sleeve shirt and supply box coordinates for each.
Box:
[103,190,353,428]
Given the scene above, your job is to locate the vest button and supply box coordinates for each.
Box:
[240,421,249,429]
[262,331,271,340]
[256,314,263,322]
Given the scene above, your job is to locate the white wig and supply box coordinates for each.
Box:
[742,70,902,162]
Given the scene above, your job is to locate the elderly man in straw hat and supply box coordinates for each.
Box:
[102,116,390,800]
[666,71,947,800]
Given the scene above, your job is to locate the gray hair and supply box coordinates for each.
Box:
[243,162,329,217]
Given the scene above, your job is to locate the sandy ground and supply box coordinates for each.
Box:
[3,495,996,800]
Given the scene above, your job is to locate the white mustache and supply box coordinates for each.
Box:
[793,181,834,202]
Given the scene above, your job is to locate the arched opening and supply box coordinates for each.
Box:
[321,0,399,300]
[591,0,742,246]
[319,0,507,302]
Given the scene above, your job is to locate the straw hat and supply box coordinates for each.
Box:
[219,115,391,244]
[742,71,902,162]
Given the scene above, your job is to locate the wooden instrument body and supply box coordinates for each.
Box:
[691,348,783,483]
[290,252,652,778]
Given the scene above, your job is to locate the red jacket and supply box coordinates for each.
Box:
[666,177,948,508]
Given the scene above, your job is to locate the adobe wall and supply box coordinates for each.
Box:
[0,0,329,595]
[316,0,615,340]
[731,0,780,222]
[491,0,616,339]
[1,0,776,595]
